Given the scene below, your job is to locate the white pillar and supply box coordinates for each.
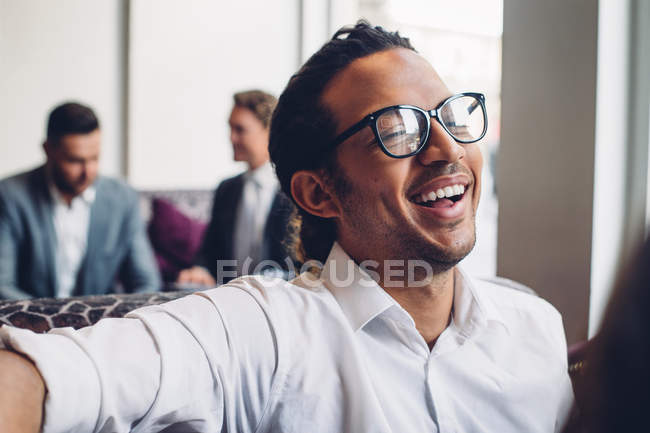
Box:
[498,0,599,344]
[499,0,650,343]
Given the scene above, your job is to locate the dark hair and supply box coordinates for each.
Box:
[269,20,415,263]
[564,236,650,432]
[233,90,277,128]
[46,102,99,143]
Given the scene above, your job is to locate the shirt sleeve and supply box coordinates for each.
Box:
[0,284,278,433]
[547,308,575,433]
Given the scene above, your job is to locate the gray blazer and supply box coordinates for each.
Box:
[0,165,161,300]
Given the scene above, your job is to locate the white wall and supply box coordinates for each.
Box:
[128,0,300,189]
[0,0,301,189]
[0,0,125,178]
[301,0,332,62]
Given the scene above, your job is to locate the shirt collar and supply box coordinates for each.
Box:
[245,161,277,189]
[320,242,509,337]
[80,185,96,204]
[453,267,510,337]
[320,242,398,331]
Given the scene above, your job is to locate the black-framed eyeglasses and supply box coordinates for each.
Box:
[330,92,488,159]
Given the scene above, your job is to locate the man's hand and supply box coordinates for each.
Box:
[0,349,45,433]
[176,266,216,287]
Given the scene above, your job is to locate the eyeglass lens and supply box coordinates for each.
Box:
[376,95,485,156]
[439,95,485,142]
[377,108,429,156]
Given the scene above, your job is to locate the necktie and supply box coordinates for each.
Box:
[234,176,263,274]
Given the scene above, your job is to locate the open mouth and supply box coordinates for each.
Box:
[410,184,466,209]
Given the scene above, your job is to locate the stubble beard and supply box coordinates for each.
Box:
[332,167,477,277]
[51,164,85,197]
[402,224,476,275]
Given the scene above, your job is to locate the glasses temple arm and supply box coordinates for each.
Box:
[467,100,480,115]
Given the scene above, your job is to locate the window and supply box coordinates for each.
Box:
[357,0,503,276]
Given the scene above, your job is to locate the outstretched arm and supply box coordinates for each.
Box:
[0,281,278,432]
[0,349,45,433]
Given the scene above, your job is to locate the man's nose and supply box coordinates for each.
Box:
[230,130,239,145]
[416,121,465,166]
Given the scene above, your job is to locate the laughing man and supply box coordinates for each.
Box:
[0,22,573,433]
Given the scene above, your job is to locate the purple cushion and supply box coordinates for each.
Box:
[147,198,207,281]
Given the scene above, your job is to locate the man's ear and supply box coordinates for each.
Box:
[43,141,52,159]
[290,170,341,219]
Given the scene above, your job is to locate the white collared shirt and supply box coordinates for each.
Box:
[233,161,278,270]
[0,242,573,433]
[49,184,96,298]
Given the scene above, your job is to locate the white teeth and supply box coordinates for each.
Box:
[414,183,467,204]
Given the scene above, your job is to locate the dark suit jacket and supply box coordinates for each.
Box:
[0,166,161,300]
[195,173,295,281]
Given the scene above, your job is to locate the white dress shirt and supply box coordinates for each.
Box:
[49,184,96,298]
[233,162,279,272]
[0,242,573,433]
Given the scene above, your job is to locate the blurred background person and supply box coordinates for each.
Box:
[177,90,294,286]
[0,102,161,300]
[563,235,650,433]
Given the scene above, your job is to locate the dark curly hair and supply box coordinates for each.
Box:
[269,20,414,264]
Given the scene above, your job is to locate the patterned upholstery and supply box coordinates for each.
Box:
[139,189,214,224]
[0,291,191,333]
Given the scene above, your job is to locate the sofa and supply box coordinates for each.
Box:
[139,189,213,282]
[0,290,190,332]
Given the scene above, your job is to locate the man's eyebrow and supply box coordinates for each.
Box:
[433,93,455,109]
[359,129,381,148]
[346,125,374,147]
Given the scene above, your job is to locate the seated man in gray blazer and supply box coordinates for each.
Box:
[0,102,161,300]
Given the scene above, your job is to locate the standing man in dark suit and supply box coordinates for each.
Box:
[177,90,294,286]
[0,102,161,300]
